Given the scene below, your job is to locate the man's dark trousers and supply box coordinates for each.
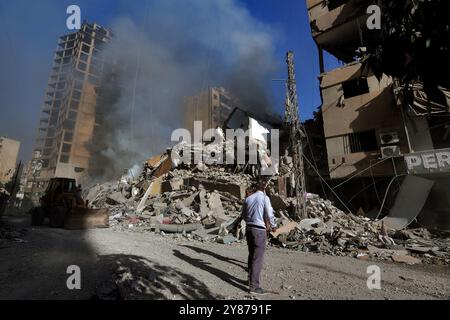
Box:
[246,227,266,290]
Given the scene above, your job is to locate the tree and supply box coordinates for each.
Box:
[363,0,450,97]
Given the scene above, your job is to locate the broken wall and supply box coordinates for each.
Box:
[321,63,407,179]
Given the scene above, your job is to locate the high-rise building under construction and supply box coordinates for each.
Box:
[26,23,112,195]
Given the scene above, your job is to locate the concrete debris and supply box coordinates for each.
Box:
[106,192,128,205]
[83,143,450,267]
[270,221,299,238]
[268,195,450,265]
[217,234,237,244]
[298,218,323,231]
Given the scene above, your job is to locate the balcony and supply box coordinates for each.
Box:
[307,0,370,62]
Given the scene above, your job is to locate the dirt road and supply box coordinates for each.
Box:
[0,213,449,300]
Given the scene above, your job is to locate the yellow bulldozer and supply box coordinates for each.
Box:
[30,177,109,230]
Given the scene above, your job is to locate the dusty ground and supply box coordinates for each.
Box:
[0,212,449,300]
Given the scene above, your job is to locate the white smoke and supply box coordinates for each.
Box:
[88,0,279,182]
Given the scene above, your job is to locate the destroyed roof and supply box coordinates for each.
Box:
[406,82,450,116]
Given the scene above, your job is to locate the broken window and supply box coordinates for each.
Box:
[64,132,74,142]
[57,82,66,90]
[72,90,82,100]
[42,159,49,168]
[62,143,71,153]
[83,35,92,45]
[49,116,58,126]
[73,70,85,81]
[343,130,378,154]
[84,25,94,35]
[79,53,89,63]
[82,44,90,54]
[45,139,53,147]
[60,155,69,163]
[63,119,76,130]
[43,148,52,156]
[342,78,369,99]
[68,110,77,120]
[78,62,87,71]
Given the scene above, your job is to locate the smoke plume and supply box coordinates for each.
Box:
[88,0,278,183]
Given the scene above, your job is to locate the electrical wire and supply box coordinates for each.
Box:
[331,156,392,191]
[374,174,407,220]
[302,152,353,214]
[346,177,390,205]
[302,123,328,198]
[369,158,383,205]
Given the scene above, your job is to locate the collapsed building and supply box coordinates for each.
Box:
[17,4,449,269]
[65,3,448,266]
[183,87,237,135]
[82,87,449,266]
[306,0,450,231]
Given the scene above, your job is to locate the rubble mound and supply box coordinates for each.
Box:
[270,194,450,265]
[84,165,247,238]
[84,149,450,266]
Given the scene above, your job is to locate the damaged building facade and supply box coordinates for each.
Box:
[307,0,450,231]
[26,23,112,197]
[183,87,239,134]
[0,137,20,185]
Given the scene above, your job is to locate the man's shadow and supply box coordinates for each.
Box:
[181,245,247,271]
[173,249,248,292]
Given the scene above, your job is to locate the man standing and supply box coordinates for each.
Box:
[236,181,277,294]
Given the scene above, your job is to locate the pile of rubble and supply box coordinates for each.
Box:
[269,194,450,265]
[84,161,251,244]
[84,140,450,266]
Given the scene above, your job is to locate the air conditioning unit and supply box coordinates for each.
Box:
[381,146,401,158]
[379,132,400,145]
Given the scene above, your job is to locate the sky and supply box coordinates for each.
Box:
[0,0,341,163]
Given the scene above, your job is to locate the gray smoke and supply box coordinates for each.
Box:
[88,0,278,183]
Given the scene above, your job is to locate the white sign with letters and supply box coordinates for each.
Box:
[404,148,450,174]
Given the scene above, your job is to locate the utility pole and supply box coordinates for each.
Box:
[284,51,307,220]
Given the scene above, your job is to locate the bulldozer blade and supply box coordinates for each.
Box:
[64,208,110,230]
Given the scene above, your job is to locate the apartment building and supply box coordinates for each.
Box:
[183,87,239,134]
[306,0,450,230]
[27,23,112,195]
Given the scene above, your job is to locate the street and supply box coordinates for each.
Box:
[1,212,449,300]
